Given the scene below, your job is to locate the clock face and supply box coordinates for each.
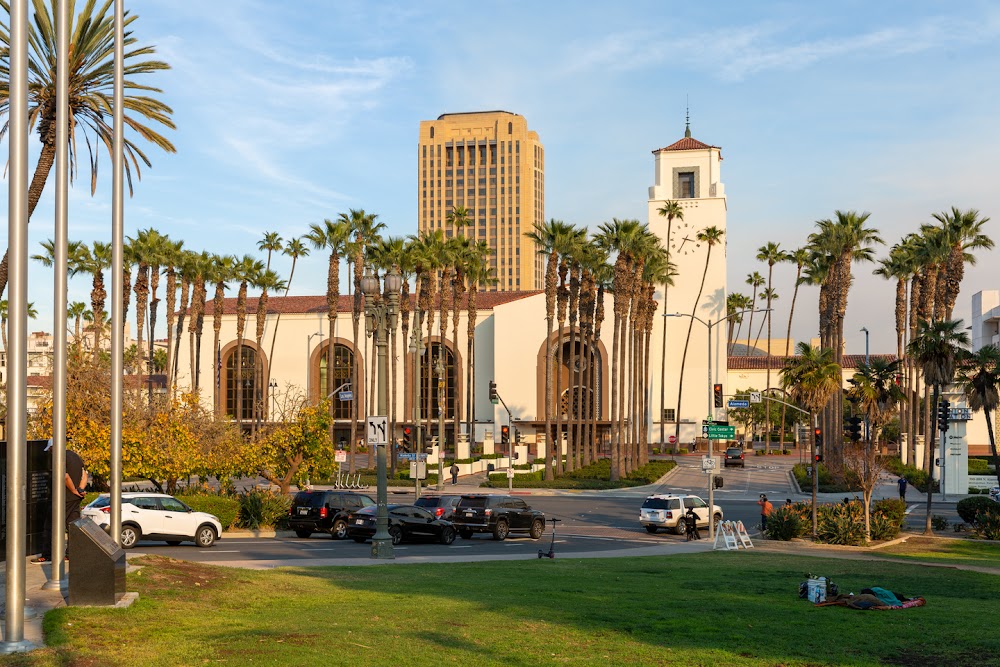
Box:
[669,222,696,255]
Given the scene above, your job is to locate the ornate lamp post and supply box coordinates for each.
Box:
[362,266,400,559]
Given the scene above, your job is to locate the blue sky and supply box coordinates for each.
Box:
[11,0,1000,353]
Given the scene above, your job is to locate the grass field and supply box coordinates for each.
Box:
[875,536,1000,570]
[3,550,999,666]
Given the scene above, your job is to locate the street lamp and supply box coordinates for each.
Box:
[362,265,400,560]
[268,380,278,421]
[664,307,766,542]
[306,331,324,402]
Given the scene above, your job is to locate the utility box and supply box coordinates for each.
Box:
[68,517,126,606]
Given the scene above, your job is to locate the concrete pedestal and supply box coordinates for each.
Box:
[483,433,495,456]
[457,434,470,460]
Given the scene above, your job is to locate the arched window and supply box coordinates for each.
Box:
[555,338,601,419]
[430,126,435,139]
[420,343,456,419]
[318,344,356,420]
[225,345,261,421]
[507,121,513,134]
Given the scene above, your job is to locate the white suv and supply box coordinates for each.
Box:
[639,494,723,535]
[82,493,223,549]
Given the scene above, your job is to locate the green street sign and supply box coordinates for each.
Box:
[706,425,736,440]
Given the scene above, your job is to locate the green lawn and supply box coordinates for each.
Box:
[874,536,1000,570]
[4,551,999,666]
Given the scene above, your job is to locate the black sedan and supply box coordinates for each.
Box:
[346,504,457,545]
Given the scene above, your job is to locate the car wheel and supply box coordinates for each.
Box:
[644,525,658,534]
[673,524,685,536]
[389,526,402,546]
[331,519,348,540]
[196,525,217,548]
[352,536,367,543]
[440,527,456,545]
[529,519,545,540]
[492,520,509,541]
[294,529,311,539]
[459,529,473,539]
[120,524,140,549]
[165,541,182,546]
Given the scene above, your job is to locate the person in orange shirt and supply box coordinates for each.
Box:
[757,494,774,532]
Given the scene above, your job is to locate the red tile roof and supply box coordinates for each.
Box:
[211,290,543,316]
[727,354,898,371]
[653,136,720,153]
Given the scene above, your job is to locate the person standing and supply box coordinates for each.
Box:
[34,449,88,564]
[684,507,700,541]
[757,494,773,533]
[450,463,459,485]
[897,476,908,501]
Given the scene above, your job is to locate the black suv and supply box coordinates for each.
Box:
[413,495,461,521]
[288,490,375,539]
[451,495,545,541]
[724,447,745,468]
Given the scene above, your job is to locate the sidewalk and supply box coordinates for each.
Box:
[0,558,68,647]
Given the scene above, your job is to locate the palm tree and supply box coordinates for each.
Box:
[147,234,173,382]
[847,357,905,540]
[266,237,309,388]
[958,345,1000,484]
[726,293,751,355]
[171,250,198,386]
[780,343,842,536]
[67,300,87,355]
[675,226,724,453]
[742,272,764,355]
[931,207,993,319]
[907,319,970,534]
[0,300,36,352]
[258,232,283,271]
[232,254,265,428]
[656,200,683,448]
[526,219,573,480]
[0,0,176,299]
[69,241,112,354]
[371,236,408,472]
[128,228,164,381]
[253,268,286,425]
[875,246,916,457]
[464,240,494,442]
[162,239,185,390]
[210,254,236,415]
[187,251,213,390]
[756,242,785,448]
[776,247,809,447]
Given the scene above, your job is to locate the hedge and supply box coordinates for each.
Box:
[176,494,239,530]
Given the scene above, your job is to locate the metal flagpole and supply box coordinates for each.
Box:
[109,0,125,546]
[42,0,71,592]
[2,0,34,652]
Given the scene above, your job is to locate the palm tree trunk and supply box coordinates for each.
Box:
[779,266,802,449]
[677,247,713,455]
[924,384,940,534]
[609,306,621,481]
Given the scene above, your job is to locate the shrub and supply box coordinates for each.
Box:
[765,505,807,541]
[931,515,949,531]
[957,496,1000,526]
[973,509,1000,540]
[872,498,907,528]
[236,488,291,530]
[883,458,938,493]
[177,494,239,530]
[968,458,991,474]
[816,501,867,545]
[870,499,906,541]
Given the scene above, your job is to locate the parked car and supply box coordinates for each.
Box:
[639,494,723,534]
[346,504,457,545]
[413,495,462,520]
[82,493,222,549]
[450,494,546,541]
[724,447,745,468]
[287,490,375,539]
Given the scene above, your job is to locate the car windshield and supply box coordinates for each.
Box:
[294,492,327,508]
[458,497,487,509]
[642,498,680,510]
[88,495,110,509]
[726,448,741,456]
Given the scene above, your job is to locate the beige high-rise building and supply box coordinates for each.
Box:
[418,111,544,291]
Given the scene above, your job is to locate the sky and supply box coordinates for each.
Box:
[7,0,1000,354]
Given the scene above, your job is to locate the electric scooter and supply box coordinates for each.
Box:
[538,518,560,559]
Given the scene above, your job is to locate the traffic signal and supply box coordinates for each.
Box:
[489,380,498,404]
[813,427,823,462]
[402,425,412,451]
[713,384,723,408]
[501,425,510,444]
[515,429,522,444]
[937,400,951,433]
[846,416,862,442]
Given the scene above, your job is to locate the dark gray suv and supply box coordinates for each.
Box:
[288,490,375,539]
[451,495,545,541]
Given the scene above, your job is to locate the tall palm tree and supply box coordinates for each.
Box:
[171,250,198,386]
[258,232,283,271]
[780,342,842,536]
[444,206,472,454]
[931,208,993,319]
[526,219,573,480]
[464,240,494,442]
[742,272,764,355]
[210,255,235,415]
[253,268,286,425]
[726,293,751,355]
[306,218,351,422]
[907,319,970,533]
[67,300,87,355]
[371,236,408,473]
[756,242,785,449]
[266,237,309,387]
[875,245,916,458]
[69,241,112,355]
[232,254,265,428]
[187,251,212,390]
[656,200,683,448]
[847,357,905,540]
[0,0,176,299]
[554,226,586,474]
[641,246,671,465]
[777,247,809,447]
[162,238,185,390]
[128,228,164,381]
[675,226,724,452]
[958,345,1000,483]
[0,300,36,352]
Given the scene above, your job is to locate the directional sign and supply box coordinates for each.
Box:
[397,453,428,462]
[749,392,762,404]
[367,415,388,445]
[338,391,353,402]
[728,399,750,409]
[706,425,736,440]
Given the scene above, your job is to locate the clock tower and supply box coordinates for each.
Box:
[646,123,728,445]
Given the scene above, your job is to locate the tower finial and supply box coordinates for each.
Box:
[684,97,691,138]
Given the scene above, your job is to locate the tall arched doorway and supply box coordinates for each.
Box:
[420,342,457,420]
[317,343,357,420]
[223,343,268,422]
